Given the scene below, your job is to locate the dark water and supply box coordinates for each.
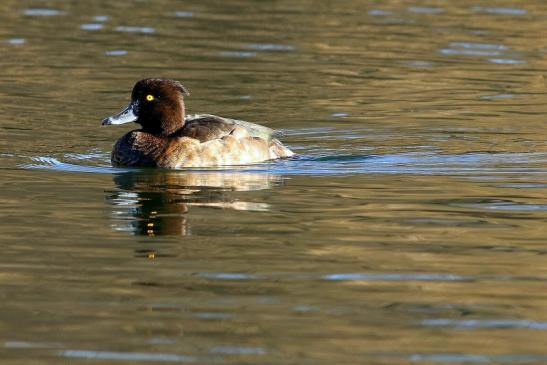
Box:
[2,0,547,363]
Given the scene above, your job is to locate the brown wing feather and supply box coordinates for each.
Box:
[177,115,237,142]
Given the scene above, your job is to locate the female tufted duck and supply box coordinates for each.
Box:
[102,78,294,168]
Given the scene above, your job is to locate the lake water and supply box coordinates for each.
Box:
[2,0,547,363]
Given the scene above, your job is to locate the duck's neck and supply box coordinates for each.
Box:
[160,109,185,136]
[143,100,186,137]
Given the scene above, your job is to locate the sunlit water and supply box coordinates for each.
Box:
[1,0,547,364]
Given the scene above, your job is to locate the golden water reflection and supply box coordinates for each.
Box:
[108,170,282,235]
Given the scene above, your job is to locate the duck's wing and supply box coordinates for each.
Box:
[179,114,277,142]
[227,117,276,140]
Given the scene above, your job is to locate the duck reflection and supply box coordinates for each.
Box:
[107,170,283,236]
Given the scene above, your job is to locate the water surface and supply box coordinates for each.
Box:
[2,0,547,363]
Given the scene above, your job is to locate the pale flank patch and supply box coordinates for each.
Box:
[170,133,290,167]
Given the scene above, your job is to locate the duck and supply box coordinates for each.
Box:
[101,78,294,168]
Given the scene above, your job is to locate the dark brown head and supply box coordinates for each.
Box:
[102,78,190,136]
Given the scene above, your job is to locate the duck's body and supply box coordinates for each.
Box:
[102,79,293,168]
[112,114,293,168]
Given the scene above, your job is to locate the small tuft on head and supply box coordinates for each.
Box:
[171,80,190,96]
[134,78,190,97]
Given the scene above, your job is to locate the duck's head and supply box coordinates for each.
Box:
[102,78,190,136]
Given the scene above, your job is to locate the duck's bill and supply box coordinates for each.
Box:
[101,102,138,125]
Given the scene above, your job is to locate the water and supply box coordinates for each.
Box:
[1,0,547,363]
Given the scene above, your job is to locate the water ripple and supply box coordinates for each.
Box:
[449,42,509,51]
[413,353,547,363]
[367,352,547,363]
[81,23,103,31]
[20,151,547,177]
[210,346,266,355]
[174,11,194,18]
[59,350,195,362]
[220,51,256,58]
[479,94,516,100]
[93,15,109,22]
[105,50,128,56]
[446,199,547,212]
[407,7,444,14]
[440,49,502,57]
[323,273,472,282]
[115,26,155,34]
[22,156,127,173]
[5,341,61,349]
[489,58,526,65]
[421,319,547,330]
[471,7,528,15]
[197,272,257,280]
[193,312,235,320]
[246,43,295,51]
[6,38,25,45]
[24,8,65,16]
[368,9,394,16]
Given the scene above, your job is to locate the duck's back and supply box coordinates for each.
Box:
[179,114,276,142]
[111,114,293,168]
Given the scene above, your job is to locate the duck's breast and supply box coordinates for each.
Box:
[112,131,164,167]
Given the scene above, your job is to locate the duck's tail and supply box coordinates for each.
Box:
[269,138,295,159]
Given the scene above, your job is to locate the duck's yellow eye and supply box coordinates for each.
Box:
[146,94,154,101]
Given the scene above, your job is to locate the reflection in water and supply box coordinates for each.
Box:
[107,171,282,236]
